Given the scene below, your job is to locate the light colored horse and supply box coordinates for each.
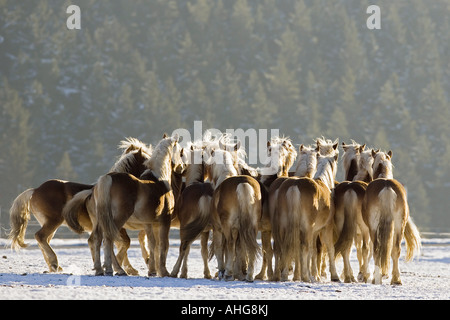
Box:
[252,137,297,280]
[207,148,262,282]
[170,144,214,279]
[91,134,184,276]
[9,137,151,273]
[268,143,318,281]
[273,145,339,282]
[363,150,421,285]
[326,141,371,282]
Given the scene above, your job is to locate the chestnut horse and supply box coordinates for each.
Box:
[170,144,214,279]
[9,137,152,273]
[92,134,184,276]
[363,150,421,284]
[207,148,262,282]
[273,147,339,282]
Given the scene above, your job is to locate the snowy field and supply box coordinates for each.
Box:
[1,236,450,301]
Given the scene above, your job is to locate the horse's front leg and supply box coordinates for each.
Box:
[157,218,171,277]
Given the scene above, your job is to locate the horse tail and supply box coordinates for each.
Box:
[284,186,301,261]
[96,174,119,241]
[376,187,396,275]
[181,195,212,245]
[236,183,261,261]
[63,189,92,234]
[334,189,358,256]
[8,188,34,250]
[404,215,421,262]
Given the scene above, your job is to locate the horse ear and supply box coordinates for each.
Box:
[342,142,348,151]
[211,149,215,157]
[234,140,241,151]
[333,142,338,150]
[334,154,339,161]
[267,141,271,148]
[172,133,179,142]
[360,144,366,152]
[180,148,184,157]
[372,149,377,157]
[388,150,393,159]
[163,133,168,138]
[190,145,194,151]
[299,144,304,152]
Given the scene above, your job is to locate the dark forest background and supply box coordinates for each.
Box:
[1,0,449,234]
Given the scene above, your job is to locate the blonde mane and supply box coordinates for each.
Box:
[262,136,297,176]
[144,135,179,182]
[373,150,393,179]
[294,144,317,178]
[315,136,339,156]
[314,154,338,190]
[205,149,238,188]
[110,138,152,173]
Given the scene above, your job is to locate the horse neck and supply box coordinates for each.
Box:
[146,147,173,187]
[344,158,358,181]
[185,163,204,186]
[353,169,373,183]
[211,163,237,188]
[294,154,316,178]
[314,159,336,190]
[374,164,393,179]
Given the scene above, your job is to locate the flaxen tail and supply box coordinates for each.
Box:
[181,195,213,245]
[96,174,119,241]
[376,187,396,275]
[404,215,421,262]
[281,186,301,261]
[334,189,358,256]
[236,183,261,261]
[63,189,92,234]
[9,189,34,250]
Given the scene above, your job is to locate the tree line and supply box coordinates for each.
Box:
[0,0,449,232]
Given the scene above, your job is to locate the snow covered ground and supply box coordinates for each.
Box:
[0,237,449,300]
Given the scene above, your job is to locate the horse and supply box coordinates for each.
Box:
[92,134,184,276]
[273,145,339,282]
[9,137,152,273]
[363,150,421,284]
[170,143,214,279]
[207,148,262,282]
[325,141,372,283]
[249,137,297,280]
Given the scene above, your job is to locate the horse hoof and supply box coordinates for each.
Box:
[148,271,157,277]
[169,272,178,278]
[95,271,104,276]
[115,271,128,276]
[105,271,114,276]
[224,274,234,282]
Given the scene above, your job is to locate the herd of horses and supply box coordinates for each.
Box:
[8,132,421,285]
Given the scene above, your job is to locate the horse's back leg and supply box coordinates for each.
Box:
[115,228,139,275]
[201,231,212,279]
[34,217,63,272]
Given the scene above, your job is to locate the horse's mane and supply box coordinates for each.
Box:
[315,136,339,156]
[207,149,238,188]
[314,154,338,190]
[293,144,317,178]
[354,148,375,182]
[342,140,363,181]
[373,150,393,179]
[144,136,177,181]
[110,138,152,173]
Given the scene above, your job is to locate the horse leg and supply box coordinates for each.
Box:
[116,228,139,275]
[103,237,114,276]
[320,226,340,282]
[255,231,272,280]
[34,219,63,273]
[224,228,238,281]
[213,230,225,279]
[342,246,356,283]
[391,230,402,285]
[157,219,171,277]
[359,227,371,283]
[145,225,157,276]
[201,231,212,279]
[170,236,189,278]
[138,230,150,265]
[89,225,104,276]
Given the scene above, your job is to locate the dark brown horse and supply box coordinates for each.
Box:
[9,138,152,273]
[170,144,214,279]
[92,134,184,276]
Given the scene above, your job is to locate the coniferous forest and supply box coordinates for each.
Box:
[0,0,449,232]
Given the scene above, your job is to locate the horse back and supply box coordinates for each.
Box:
[31,179,93,217]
